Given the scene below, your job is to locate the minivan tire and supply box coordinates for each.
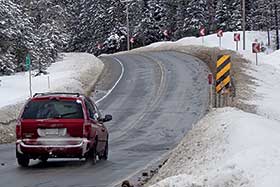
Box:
[99,140,108,160]
[17,153,30,167]
[86,144,97,164]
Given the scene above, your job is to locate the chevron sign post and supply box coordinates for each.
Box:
[215,55,232,107]
[234,33,240,51]
[200,28,206,44]
[252,43,261,65]
[217,30,223,48]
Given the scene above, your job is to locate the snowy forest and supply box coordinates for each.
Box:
[0,0,279,75]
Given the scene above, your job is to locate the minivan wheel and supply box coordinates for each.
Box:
[99,141,108,160]
[17,154,30,167]
[86,144,97,164]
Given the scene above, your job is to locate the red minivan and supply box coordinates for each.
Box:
[16,92,112,167]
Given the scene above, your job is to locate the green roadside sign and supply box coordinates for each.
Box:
[26,53,31,71]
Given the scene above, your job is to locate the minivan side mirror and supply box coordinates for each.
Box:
[102,114,112,123]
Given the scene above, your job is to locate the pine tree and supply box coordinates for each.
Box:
[129,0,147,48]
[226,0,242,31]
[214,0,228,31]
[68,0,125,54]
[206,0,218,33]
[174,0,190,39]
[135,0,164,45]
[185,0,208,36]
[158,0,177,40]
[1,0,279,75]
[0,0,32,75]
[10,0,70,74]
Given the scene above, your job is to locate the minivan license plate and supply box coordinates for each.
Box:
[38,128,66,137]
[45,128,59,135]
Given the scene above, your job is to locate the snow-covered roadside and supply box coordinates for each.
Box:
[246,50,280,121]
[137,31,280,187]
[0,53,104,143]
[149,108,280,187]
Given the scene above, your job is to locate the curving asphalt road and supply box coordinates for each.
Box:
[0,51,209,187]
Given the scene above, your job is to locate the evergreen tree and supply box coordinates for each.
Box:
[214,0,228,31]
[135,0,162,45]
[69,0,125,54]
[0,0,32,75]
[1,0,279,75]
[9,0,70,74]
[227,0,242,31]
[206,0,218,33]
[214,0,241,31]
[185,0,208,36]
[174,0,192,39]
[129,0,147,47]
[158,0,177,40]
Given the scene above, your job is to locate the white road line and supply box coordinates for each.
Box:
[96,57,124,104]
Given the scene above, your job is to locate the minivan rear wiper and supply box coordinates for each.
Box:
[54,112,77,118]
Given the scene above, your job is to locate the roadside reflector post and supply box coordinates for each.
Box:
[215,55,231,108]
[208,73,213,107]
[252,42,261,65]
[220,93,223,107]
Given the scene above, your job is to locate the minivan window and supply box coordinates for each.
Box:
[85,99,96,119]
[21,100,84,119]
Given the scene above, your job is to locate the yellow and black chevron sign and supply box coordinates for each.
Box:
[216,55,231,93]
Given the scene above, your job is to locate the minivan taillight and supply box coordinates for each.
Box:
[84,124,91,139]
[16,124,21,139]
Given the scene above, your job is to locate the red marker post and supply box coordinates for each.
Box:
[234,33,240,51]
[208,73,213,107]
[199,28,206,44]
[208,73,213,85]
[252,43,261,65]
[217,30,223,48]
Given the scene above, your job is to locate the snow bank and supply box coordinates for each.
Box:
[245,50,280,122]
[146,31,268,52]
[0,53,103,108]
[0,53,103,143]
[149,108,280,187]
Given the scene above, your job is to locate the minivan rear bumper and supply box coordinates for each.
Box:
[16,138,90,158]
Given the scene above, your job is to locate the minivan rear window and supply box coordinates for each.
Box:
[21,100,84,119]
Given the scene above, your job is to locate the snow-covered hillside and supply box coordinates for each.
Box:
[0,53,103,108]
[146,32,280,187]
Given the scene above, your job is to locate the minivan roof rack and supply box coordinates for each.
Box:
[33,92,81,97]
